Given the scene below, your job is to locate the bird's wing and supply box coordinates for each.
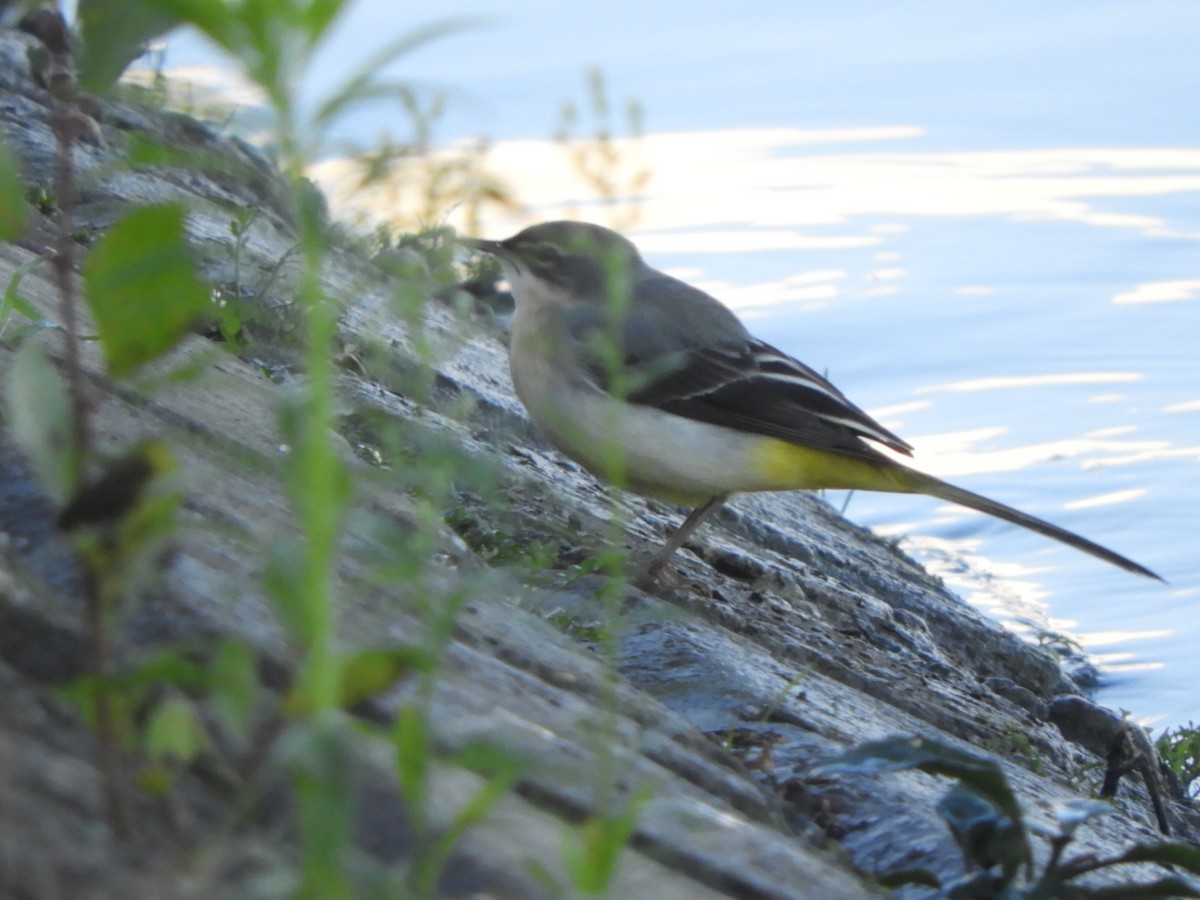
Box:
[567,270,913,460]
[658,338,915,458]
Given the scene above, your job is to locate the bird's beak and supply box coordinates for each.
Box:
[462,237,504,255]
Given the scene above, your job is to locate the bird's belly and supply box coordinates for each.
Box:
[511,364,798,503]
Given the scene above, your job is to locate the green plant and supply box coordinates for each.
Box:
[531,235,661,897]
[554,67,651,230]
[58,645,214,797]
[4,6,213,835]
[227,206,256,290]
[125,4,491,893]
[5,1,671,893]
[390,705,523,894]
[1037,629,1086,658]
[1,138,30,236]
[563,783,655,896]
[210,209,301,349]
[718,668,814,755]
[979,727,1046,777]
[444,505,560,570]
[813,735,1200,897]
[1157,722,1200,798]
[347,90,519,236]
[0,252,54,340]
[0,0,521,892]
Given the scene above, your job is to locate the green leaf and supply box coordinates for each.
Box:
[5,335,79,502]
[114,647,205,692]
[877,868,941,889]
[301,0,351,48]
[135,761,175,796]
[563,784,654,894]
[336,646,429,709]
[312,20,473,131]
[76,0,180,93]
[57,442,166,530]
[0,252,53,338]
[453,741,525,781]
[107,444,183,557]
[393,704,430,806]
[208,640,260,743]
[58,650,204,725]
[812,736,1032,875]
[1083,876,1200,899]
[1110,841,1200,873]
[126,133,215,170]
[264,538,312,643]
[940,871,1012,899]
[144,694,207,763]
[420,754,520,895]
[0,140,28,239]
[138,0,240,56]
[58,674,136,741]
[813,736,1024,824]
[938,784,1026,881]
[278,713,356,898]
[82,203,211,376]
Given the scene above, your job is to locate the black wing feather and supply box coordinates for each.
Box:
[568,268,912,460]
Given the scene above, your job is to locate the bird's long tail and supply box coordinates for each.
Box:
[911,472,1163,581]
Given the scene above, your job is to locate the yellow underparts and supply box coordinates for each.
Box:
[748,436,922,494]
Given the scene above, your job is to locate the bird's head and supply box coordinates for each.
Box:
[467,221,644,301]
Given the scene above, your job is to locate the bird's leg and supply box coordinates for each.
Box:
[643,495,728,577]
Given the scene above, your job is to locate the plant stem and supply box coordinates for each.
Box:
[84,561,131,840]
[41,7,122,840]
[47,33,90,482]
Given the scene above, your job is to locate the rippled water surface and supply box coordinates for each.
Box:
[158,1,1200,727]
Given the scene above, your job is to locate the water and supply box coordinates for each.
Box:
[153,2,1200,728]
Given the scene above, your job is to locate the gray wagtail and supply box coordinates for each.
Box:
[467,220,1160,581]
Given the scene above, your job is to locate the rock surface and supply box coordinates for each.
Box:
[0,25,1194,899]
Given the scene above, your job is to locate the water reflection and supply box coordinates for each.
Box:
[883,532,1054,636]
[1114,279,1200,305]
[916,373,1143,394]
[893,431,1169,480]
[314,127,1200,248]
[1064,488,1148,510]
